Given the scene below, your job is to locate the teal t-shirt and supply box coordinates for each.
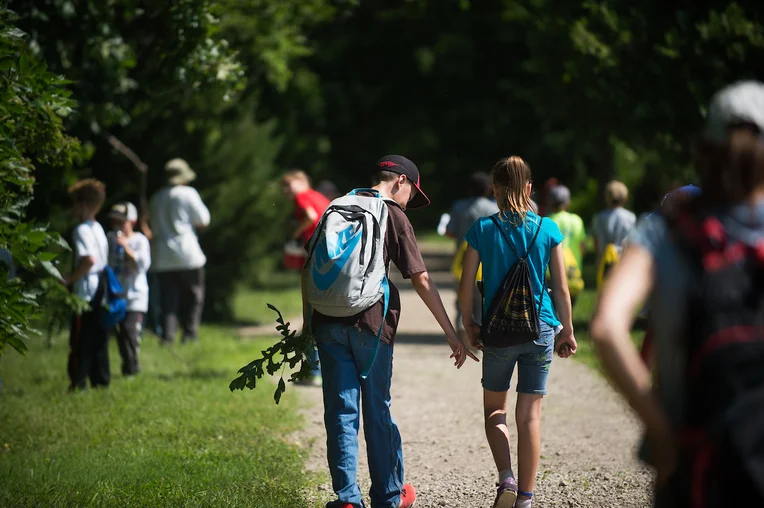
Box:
[465,212,564,327]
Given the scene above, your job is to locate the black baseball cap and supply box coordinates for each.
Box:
[376,155,431,209]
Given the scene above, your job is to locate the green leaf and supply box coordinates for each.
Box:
[26,229,47,245]
[38,251,57,261]
[286,353,301,368]
[274,378,286,404]
[7,336,27,354]
[40,260,63,281]
[229,374,246,391]
[266,358,281,375]
[52,233,71,251]
[253,358,265,377]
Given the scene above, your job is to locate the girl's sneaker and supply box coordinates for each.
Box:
[399,483,417,507]
[492,477,518,508]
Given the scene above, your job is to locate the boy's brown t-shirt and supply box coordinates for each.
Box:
[311,199,426,345]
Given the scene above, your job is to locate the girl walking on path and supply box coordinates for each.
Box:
[459,156,577,508]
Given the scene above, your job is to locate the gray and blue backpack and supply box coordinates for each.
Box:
[305,189,392,375]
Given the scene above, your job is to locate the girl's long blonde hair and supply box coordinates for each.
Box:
[492,156,533,225]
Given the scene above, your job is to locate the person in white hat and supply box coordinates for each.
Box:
[107,202,151,376]
[591,81,764,507]
[149,158,211,344]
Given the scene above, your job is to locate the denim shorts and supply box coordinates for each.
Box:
[481,322,560,394]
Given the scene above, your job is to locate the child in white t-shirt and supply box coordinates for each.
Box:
[107,202,151,377]
[64,179,110,391]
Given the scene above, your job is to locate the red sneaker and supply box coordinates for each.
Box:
[339,505,354,508]
[399,483,417,507]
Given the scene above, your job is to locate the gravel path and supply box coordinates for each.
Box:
[294,245,653,507]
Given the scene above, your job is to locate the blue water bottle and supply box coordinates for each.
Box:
[114,232,125,276]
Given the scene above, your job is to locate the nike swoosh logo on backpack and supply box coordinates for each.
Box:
[312,225,362,291]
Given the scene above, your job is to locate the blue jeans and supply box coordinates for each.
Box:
[481,322,558,394]
[315,323,404,508]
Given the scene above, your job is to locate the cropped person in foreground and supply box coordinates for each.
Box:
[591,81,764,507]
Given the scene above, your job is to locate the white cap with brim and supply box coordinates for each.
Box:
[165,158,197,185]
[704,81,764,143]
[108,202,138,223]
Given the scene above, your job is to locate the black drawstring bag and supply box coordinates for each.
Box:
[480,215,545,348]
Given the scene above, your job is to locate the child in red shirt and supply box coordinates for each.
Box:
[282,170,331,246]
[282,170,331,386]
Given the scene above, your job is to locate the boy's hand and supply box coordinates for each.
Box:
[555,329,577,358]
[447,334,479,368]
[464,322,483,351]
[116,234,129,248]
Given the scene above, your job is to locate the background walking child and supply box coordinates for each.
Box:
[546,185,586,306]
[446,172,499,333]
[283,169,331,385]
[283,169,331,247]
[108,202,151,377]
[64,179,110,391]
[591,180,636,287]
[459,156,577,508]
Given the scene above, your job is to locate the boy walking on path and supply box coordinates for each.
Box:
[64,179,110,390]
[546,185,586,268]
[107,202,151,376]
[304,155,477,508]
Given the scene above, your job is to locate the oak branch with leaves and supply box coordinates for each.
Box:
[229,304,317,404]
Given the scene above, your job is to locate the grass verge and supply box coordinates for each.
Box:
[416,230,453,245]
[0,326,320,508]
[234,286,303,326]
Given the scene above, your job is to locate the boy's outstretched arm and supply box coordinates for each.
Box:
[64,256,94,287]
[293,207,318,241]
[410,271,478,368]
[458,246,482,350]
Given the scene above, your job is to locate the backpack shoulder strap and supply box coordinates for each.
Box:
[491,215,520,258]
[664,199,727,274]
[527,217,544,255]
[490,215,543,260]
[347,188,380,197]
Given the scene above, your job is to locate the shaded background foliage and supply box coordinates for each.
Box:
[3,0,764,343]
[0,6,86,354]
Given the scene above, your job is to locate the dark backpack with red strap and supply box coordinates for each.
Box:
[664,205,764,507]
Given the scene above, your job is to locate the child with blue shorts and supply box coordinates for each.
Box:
[459,156,578,508]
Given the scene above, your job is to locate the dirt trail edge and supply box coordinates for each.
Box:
[295,243,653,508]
